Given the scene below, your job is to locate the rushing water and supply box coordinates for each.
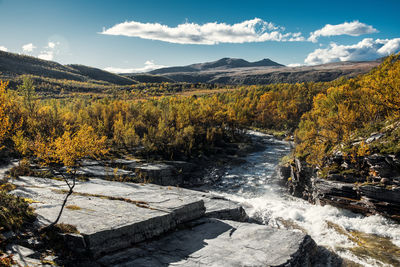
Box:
[208,132,400,266]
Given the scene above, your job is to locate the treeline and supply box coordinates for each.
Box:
[130,82,231,97]
[0,77,332,160]
[295,54,400,166]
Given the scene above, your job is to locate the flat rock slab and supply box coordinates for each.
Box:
[10,177,246,257]
[11,176,205,257]
[98,218,317,267]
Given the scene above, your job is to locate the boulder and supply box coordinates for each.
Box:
[359,185,400,204]
[278,164,291,181]
[313,179,359,200]
[288,159,315,200]
[134,163,181,185]
[365,154,400,178]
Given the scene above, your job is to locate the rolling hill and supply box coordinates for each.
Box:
[0,50,136,85]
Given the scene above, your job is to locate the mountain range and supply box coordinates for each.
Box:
[124,57,381,85]
[148,58,284,75]
[0,50,381,89]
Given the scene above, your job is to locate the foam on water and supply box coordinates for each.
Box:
[209,134,400,266]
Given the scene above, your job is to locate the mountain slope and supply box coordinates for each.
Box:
[67,64,135,85]
[0,50,136,85]
[0,50,86,81]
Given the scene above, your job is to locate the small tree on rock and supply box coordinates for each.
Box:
[33,125,108,228]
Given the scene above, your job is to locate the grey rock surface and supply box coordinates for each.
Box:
[10,176,247,256]
[313,179,359,200]
[359,185,400,204]
[202,195,247,221]
[97,218,317,267]
[134,163,181,185]
[11,176,205,257]
[289,155,400,221]
[76,165,134,179]
[78,159,197,186]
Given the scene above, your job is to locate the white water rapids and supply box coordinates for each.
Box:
[207,132,400,266]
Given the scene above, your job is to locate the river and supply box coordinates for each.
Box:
[207,132,400,266]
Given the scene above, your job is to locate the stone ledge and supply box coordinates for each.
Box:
[97,218,317,267]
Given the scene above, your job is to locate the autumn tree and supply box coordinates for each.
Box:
[18,76,37,115]
[33,125,108,228]
[0,81,12,151]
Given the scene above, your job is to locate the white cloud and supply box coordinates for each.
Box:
[101,18,305,45]
[309,21,378,42]
[287,63,303,67]
[37,41,60,61]
[377,38,400,54]
[38,51,54,61]
[0,45,7,52]
[104,60,167,73]
[22,43,36,52]
[304,38,400,65]
[48,41,56,49]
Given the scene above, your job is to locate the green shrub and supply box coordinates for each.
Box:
[0,190,35,232]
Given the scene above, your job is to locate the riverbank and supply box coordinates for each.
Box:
[281,155,400,222]
[2,132,400,266]
[201,133,400,266]
[2,166,322,266]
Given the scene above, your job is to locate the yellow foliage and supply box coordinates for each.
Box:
[0,81,12,150]
[357,141,370,157]
[33,125,109,169]
[295,54,400,166]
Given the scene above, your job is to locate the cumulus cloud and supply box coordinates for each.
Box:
[104,60,167,73]
[38,51,54,61]
[101,18,305,45]
[48,42,56,49]
[22,43,36,52]
[0,45,7,52]
[304,38,400,65]
[287,63,303,67]
[38,41,60,61]
[308,21,378,42]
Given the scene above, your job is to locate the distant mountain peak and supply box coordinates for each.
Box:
[149,57,284,75]
[252,58,284,67]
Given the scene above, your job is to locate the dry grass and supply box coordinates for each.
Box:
[65,205,82,210]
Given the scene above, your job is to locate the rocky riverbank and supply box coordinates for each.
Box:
[3,174,318,266]
[281,154,400,222]
[0,132,352,266]
[7,131,268,189]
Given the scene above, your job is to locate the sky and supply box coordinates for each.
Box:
[0,0,399,73]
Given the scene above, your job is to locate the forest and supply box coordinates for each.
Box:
[0,77,332,161]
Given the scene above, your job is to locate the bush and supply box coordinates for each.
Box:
[8,159,33,178]
[0,190,35,232]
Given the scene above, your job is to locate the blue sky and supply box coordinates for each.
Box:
[0,0,399,72]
